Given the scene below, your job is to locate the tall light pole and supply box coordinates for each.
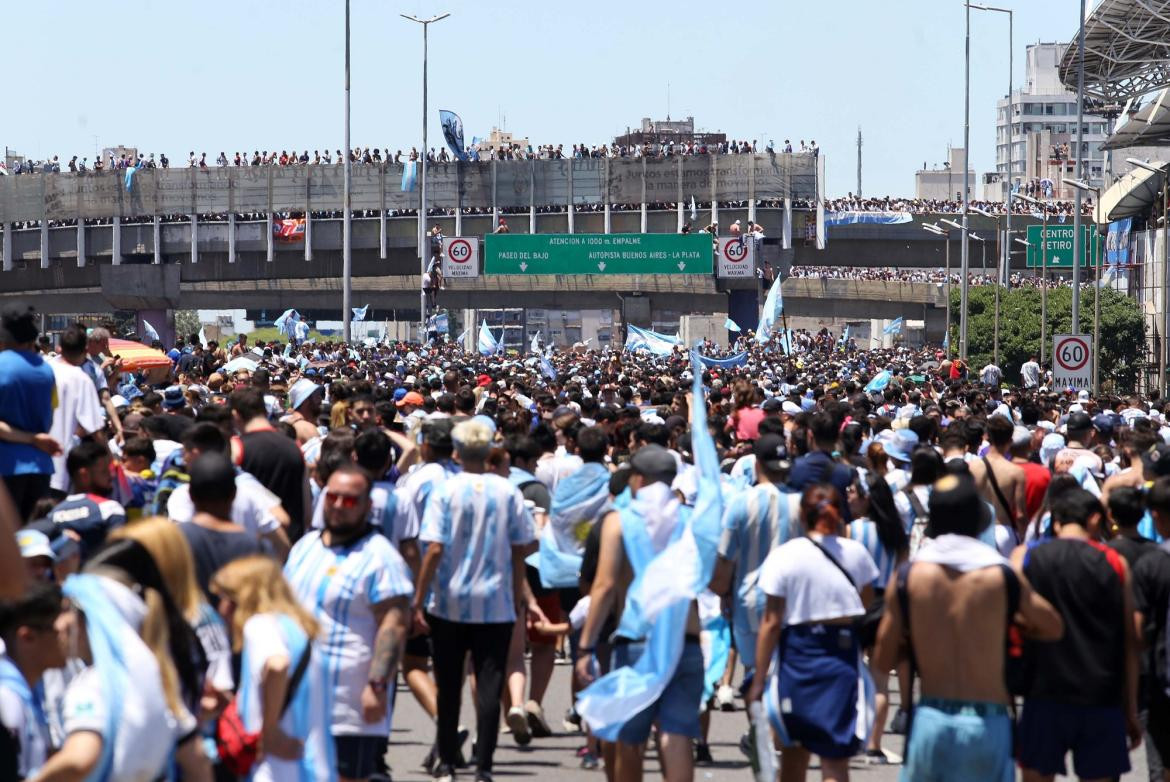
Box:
[342,0,352,343]
[1071,0,1087,333]
[968,3,1014,313]
[1015,192,1049,364]
[961,0,972,359]
[1127,157,1170,394]
[972,205,1005,366]
[1069,177,1101,391]
[402,12,451,339]
[925,223,951,344]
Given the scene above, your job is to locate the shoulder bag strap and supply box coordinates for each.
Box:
[904,486,929,522]
[279,645,312,717]
[982,455,1015,521]
[807,535,858,591]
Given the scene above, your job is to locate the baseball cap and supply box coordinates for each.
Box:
[110,394,129,410]
[1011,425,1033,450]
[396,391,425,408]
[0,300,38,344]
[928,473,992,536]
[1092,413,1117,437]
[1066,411,1093,432]
[17,529,55,561]
[753,433,791,472]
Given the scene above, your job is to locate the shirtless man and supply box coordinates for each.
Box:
[1101,427,1161,505]
[284,377,323,446]
[874,473,1062,782]
[977,416,1027,538]
[576,444,703,782]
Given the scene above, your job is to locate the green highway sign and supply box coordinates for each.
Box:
[484,233,713,275]
[1025,224,1099,269]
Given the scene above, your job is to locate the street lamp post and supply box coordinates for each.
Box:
[1009,235,1031,366]
[1015,192,1049,365]
[1071,0,1087,334]
[1069,177,1101,391]
[961,0,971,359]
[925,223,950,343]
[342,0,352,343]
[401,12,451,339]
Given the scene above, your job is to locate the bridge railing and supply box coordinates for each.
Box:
[0,154,818,224]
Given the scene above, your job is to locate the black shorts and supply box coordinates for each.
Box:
[1149,688,1170,763]
[334,735,387,780]
[526,563,550,598]
[405,632,431,659]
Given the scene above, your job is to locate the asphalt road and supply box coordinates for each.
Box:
[385,662,1153,781]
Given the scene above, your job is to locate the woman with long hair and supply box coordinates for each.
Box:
[35,542,212,781]
[747,484,880,782]
[847,474,910,764]
[211,555,333,782]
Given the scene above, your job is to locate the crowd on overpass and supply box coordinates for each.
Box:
[824,194,1095,218]
[788,265,1077,288]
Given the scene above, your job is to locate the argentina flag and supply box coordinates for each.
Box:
[273,309,300,339]
[401,161,418,192]
[141,319,160,345]
[755,278,783,345]
[351,304,369,322]
[625,324,680,356]
[478,320,501,356]
[883,317,904,335]
[439,110,469,162]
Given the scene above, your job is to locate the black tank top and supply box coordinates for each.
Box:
[1024,538,1126,706]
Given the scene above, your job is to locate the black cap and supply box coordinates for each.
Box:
[421,419,453,450]
[1066,411,1093,432]
[928,473,992,537]
[753,433,791,472]
[0,300,38,345]
[761,397,783,412]
[629,443,677,481]
[1092,413,1116,436]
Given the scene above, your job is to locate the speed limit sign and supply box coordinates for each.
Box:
[1053,334,1092,391]
[442,237,479,278]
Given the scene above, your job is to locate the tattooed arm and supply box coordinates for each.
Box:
[361,595,409,724]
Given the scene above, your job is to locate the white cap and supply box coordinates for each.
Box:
[110,394,129,409]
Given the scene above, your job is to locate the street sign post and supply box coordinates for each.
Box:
[1025,225,1099,268]
[441,236,479,278]
[484,233,712,275]
[716,236,755,278]
[1053,334,1092,391]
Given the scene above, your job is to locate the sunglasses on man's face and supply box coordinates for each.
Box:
[325,491,362,509]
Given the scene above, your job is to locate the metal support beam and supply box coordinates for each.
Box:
[304,211,313,261]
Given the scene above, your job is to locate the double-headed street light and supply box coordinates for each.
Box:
[924,223,952,342]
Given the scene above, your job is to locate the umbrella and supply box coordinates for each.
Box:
[108,338,172,372]
[221,355,260,374]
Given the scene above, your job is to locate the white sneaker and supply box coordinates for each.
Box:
[525,700,553,738]
[716,684,736,711]
[506,706,532,746]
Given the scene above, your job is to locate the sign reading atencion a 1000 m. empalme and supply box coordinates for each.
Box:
[484,234,713,275]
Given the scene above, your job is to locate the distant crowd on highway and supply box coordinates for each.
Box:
[825,194,1095,218]
[788,266,1079,288]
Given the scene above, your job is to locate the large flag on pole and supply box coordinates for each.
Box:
[883,317,904,335]
[724,317,741,332]
[478,320,501,356]
[755,279,784,345]
[625,325,680,356]
[141,319,160,345]
[351,304,369,322]
[439,110,469,162]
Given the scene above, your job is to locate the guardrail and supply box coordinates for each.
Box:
[0,153,819,224]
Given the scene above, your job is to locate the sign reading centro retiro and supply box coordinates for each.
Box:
[484,233,713,275]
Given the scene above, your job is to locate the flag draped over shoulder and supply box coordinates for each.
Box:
[539,353,557,381]
[538,462,611,588]
[576,349,724,740]
[755,279,784,345]
[865,370,892,393]
[625,325,680,356]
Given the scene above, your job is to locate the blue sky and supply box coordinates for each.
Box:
[3,0,1087,197]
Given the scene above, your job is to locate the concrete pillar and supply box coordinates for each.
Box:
[380,209,388,259]
[266,213,274,263]
[2,223,11,271]
[568,202,575,234]
[640,156,648,233]
[454,207,462,238]
[112,216,123,265]
[77,222,86,268]
[640,202,648,234]
[188,214,197,264]
[152,217,161,264]
[748,198,757,224]
[604,202,611,234]
[304,212,312,261]
[228,213,237,264]
[567,162,575,234]
[39,222,49,269]
[710,155,719,229]
[529,205,536,234]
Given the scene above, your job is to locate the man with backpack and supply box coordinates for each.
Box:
[873,473,1062,781]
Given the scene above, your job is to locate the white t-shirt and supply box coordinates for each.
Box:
[61,651,190,781]
[0,656,50,778]
[49,358,105,491]
[238,614,334,782]
[757,535,879,627]
[167,471,282,541]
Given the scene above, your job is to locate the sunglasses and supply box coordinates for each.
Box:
[324,491,362,509]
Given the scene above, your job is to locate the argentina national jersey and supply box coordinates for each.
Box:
[419,472,534,624]
[284,529,413,736]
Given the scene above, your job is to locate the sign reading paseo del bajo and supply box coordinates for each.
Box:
[484,233,713,275]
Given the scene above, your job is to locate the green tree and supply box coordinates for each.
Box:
[173,310,202,342]
[948,286,1146,392]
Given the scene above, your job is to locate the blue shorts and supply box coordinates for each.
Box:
[1017,699,1130,778]
[609,639,704,744]
[777,623,861,759]
[901,698,1013,782]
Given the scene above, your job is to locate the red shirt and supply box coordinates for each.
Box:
[1019,461,1052,522]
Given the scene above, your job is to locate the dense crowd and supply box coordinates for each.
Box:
[825,195,1094,218]
[788,265,1079,288]
[3,299,1170,782]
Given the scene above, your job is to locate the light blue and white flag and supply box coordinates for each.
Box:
[697,351,748,369]
[454,327,470,346]
[351,304,369,322]
[539,353,558,382]
[780,328,794,355]
[537,461,610,588]
[625,324,680,356]
[198,326,208,349]
[942,331,950,355]
[690,196,697,221]
[755,279,784,345]
[883,317,904,335]
[478,320,501,356]
[865,370,893,393]
[577,350,724,741]
[273,309,300,339]
[293,320,310,342]
[438,110,469,162]
[530,331,542,354]
[401,161,418,192]
[142,319,160,345]
[724,317,741,332]
[839,325,850,351]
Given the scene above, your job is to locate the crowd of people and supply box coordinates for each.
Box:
[823,194,1094,218]
[2,300,1169,782]
[787,265,1080,288]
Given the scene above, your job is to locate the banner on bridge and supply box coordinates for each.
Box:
[442,237,479,278]
[484,233,712,275]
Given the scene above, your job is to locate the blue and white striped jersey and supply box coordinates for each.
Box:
[847,518,900,589]
[284,528,413,736]
[718,483,801,658]
[396,460,460,540]
[419,471,534,624]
